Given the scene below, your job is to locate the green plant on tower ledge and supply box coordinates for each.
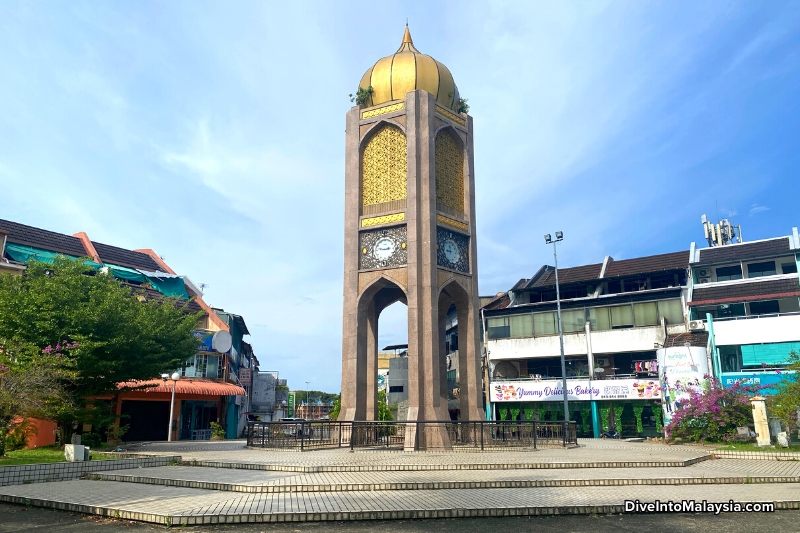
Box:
[349,86,374,105]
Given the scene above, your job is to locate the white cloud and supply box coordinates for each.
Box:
[749,204,770,216]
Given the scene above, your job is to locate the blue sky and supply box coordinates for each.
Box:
[2,2,799,392]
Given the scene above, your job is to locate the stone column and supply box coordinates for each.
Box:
[750,396,771,446]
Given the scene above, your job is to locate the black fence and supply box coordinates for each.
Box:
[246,420,577,451]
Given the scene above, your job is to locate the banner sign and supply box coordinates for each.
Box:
[287,392,295,418]
[193,330,214,352]
[238,368,251,386]
[657,346,709,424]
[721,371,793,394]
[491,378,661,403]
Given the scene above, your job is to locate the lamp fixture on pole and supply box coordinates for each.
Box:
[162,372,181,442]
[543,231,569,424]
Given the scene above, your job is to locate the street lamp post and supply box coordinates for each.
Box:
[163,372,181,442]
[305,381,310,419]
[544,232,569,424]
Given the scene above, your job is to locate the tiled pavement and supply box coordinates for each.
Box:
[85,460,800,492]
[1,479,798,525]
[3,440,798,525]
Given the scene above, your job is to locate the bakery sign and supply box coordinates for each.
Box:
[491,378,661,403]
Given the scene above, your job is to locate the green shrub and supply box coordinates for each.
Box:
[81,433,103,449]
[210,422,225,440]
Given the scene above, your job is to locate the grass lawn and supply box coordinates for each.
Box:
[716,442,800,453]
[0,446,119,466]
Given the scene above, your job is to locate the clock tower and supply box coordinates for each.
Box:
[340,26,483,439]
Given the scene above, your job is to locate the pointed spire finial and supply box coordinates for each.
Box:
[402,22,413,44]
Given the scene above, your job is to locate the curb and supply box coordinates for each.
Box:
[178,455,711,473]
[2,493,798,526]
[84,472,800,493]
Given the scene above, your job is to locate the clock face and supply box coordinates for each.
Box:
[373,237,396,261]
[443,240,459,263]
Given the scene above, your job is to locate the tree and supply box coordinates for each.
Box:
[378,390,394,421]
[767,351,800,433]
[665,377,763,443]
[0,339,76,456]
[0,257,201,441]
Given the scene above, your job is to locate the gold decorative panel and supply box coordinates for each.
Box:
[435,130,465,213]
[435,105,466,126]
[362,212,405,227]
[362,125,407,210]
[362,102,405,120]
[437,215,469,232]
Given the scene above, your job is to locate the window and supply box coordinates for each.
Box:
[389,386,404,393]
[748,261,776,278]
[606,281,621,294]
[206,355,219,378]
[610,305,634,329]
[715,265,742,281]
[658,299,684,325]
[587,307,611,331]
[509,314,533,337]
[718,303,746,318]
[486,317,509,339]
[623,279,646,292]
[749,300,780,316]
[782,262,798,274]
[695,306,717,319]
[487,315,532,339]
[633,302,658,326]
[650,274,674,289]
[533,312,557,335]
[720,346,742,373]
[561,309,585,333]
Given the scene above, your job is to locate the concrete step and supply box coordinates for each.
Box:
[1,479,798,526]
[178,455,711,473]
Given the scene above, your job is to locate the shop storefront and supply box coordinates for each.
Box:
[490,378,664,438]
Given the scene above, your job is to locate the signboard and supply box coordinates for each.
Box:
[721,371,793,394]
[657,346,709,424]
[193,330,214,352]
[287,392,295,418]
[238,368,252,386]
[250,372,276,414]
[490,378,661,403]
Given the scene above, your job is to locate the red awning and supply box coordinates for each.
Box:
[118,378,246,396]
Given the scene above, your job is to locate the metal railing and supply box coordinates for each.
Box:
[246,420,577,451]
[191,429,213,441]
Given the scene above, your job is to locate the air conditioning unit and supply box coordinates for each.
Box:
[688,320,705,331]
[698,277,711,284]
[696,268,710,278]
[596,358,609,367]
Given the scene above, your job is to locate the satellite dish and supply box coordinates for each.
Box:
[212,330,232,353]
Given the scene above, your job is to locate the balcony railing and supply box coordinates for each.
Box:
[246,420,577,451]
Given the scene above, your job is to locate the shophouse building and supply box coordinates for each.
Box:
[0,218,254,443]
[483,250,694,438]
[688,228,800,393]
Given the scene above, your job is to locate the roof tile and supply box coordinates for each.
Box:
[697,238,791,264]
[93,241,162,271]
[690,277,800,305]
[0,219,87,257]
[605,250,689,278]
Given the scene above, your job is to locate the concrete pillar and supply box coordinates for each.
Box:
[750,396,771,446]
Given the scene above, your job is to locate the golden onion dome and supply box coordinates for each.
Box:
[358,25,461,111]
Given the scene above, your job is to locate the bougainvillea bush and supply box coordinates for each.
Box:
[665,376,763,443]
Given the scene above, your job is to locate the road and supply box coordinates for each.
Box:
[1,503,796,532]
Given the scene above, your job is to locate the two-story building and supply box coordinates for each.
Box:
[483,250,696,438]
[688,229,800,393]
[0,218,253,442]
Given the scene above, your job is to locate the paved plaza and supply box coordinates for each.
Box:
[1,440,798,526]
